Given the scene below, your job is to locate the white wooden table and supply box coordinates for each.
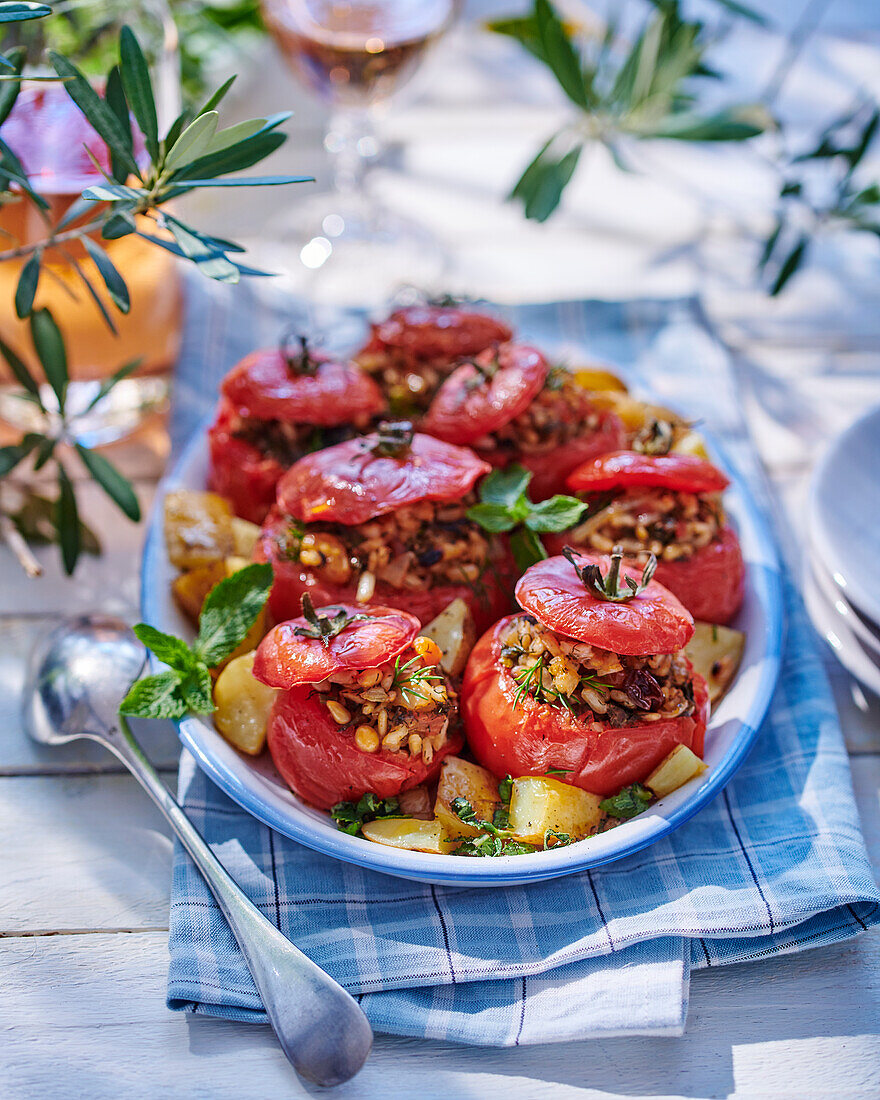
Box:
[3,2,880,1096]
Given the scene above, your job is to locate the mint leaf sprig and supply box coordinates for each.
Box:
[119,562,272,720]
[467,464,586,571]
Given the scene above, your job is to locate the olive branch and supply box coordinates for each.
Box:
[0,12,313,575]
[488,0,771,222]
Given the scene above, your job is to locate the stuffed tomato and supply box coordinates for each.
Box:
[546,450,745,623]
[420,344,625,500]
[258,423,516,632]
[355,302,512,417]
[254,599,463,809]
[208,340,384,523]
[462,549,709,798]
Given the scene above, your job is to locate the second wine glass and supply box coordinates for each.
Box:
[262,0,458,305]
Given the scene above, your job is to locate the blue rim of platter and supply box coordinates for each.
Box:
[141,414,784,886]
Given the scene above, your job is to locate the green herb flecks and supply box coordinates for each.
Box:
[563,544,657,602]
[330,792,401,836]
[294,594,367,648]
[468,463,586,571]
[448,796,537,857]
[544,829,574,848]
[599,783,653,820]
[119,562,273,720]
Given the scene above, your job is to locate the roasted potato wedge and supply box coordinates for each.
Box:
[361,818,454,854]
[172,560,227,623]
[590,391,681,434]
[645,744,707,798]
[685,621,746,705]
[572,366,628,393]
[231,517,261,558]
[434,756,502,838]
[420,598,477,678]
[672,430,710,460]
[213,651,279,755]
[164,490,234,570]
[172,557,267,668]
[508,776,603,845]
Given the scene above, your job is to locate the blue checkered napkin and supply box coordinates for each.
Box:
[165,285,880,1045]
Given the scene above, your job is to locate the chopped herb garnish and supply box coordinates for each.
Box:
[294,594,367,647]
[544,767,569,777]
[563,545,657,602]
[119,563,273,719]
[712,624,719,642]
[371,420,414,458]
[498,774,513,804]
[330,792,401,836]
[544,829,574,848]
[599,784,653,820]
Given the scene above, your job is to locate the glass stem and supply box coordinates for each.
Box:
[325,107,380,198]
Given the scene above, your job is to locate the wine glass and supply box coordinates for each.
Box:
[261,0,459,306]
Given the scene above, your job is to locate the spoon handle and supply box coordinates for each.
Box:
[106,717,372,1087]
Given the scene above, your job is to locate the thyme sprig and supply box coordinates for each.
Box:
[391,652,443,705]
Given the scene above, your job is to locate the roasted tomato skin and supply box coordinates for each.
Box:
[515,551,694,656]
[360,305,512,363]
[492,411,626,500]
[276,433,491,525]
[654,524,744,624]
[221,349,384,425]
[267,688,463,810]
[566,451,730,495]
[258,508,517,634]
[208,400,285,524]
[461,617,709,797]
[253,604,420,689]
[545,523,744,625]
[420,344,548,445]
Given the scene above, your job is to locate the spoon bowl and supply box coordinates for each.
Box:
[23,614,372,1087]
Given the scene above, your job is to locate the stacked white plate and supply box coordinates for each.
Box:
[806,405,880,697]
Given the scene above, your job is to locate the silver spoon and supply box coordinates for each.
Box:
[23,614,373,1088]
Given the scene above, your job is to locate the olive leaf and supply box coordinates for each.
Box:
[490,0,768,221]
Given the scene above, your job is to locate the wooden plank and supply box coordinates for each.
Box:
[0,774,174,934]
[1,754,877,939]
[1,929,879,1100]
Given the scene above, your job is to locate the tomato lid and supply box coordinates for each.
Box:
[420,343,548,446]
[221,346,384,426]
[367,304,512,360]
[567,450,729,494]
[276,426,491,525]
[253,601,420,688]
[515,550,694,655]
